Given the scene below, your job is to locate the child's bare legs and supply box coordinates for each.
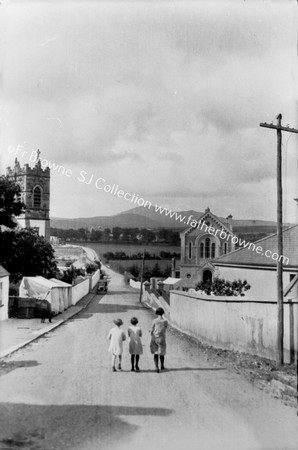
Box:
[118,355,122,370]
[112,354,117,371]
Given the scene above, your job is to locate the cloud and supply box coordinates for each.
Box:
[1,1,297,221]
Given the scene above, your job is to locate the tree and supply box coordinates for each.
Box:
[112,227,121,240]
[0,228,58,283]
[0,175,25,228]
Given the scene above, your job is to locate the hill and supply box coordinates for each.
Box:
[51,205,280,234]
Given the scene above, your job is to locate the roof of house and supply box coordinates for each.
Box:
[0,265,9,277]
[181,208,232,236]
[163,277,181,285]
[214,224,298,269]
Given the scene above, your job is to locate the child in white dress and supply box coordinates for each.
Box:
[108,319,126,372]
[128,317,143,372]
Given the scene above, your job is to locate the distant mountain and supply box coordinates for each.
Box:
[51,212,163,230]
[51,205,280,232]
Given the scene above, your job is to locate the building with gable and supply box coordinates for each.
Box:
[6,153,50,241]
[214,224,298,302]
[179,208,236,288]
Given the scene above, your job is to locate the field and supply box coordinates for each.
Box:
[107,259,171,272]
[77,242,180,259]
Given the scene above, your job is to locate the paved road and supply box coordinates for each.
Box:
[0,268,298,450]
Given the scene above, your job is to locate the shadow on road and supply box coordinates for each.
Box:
[0,360,40,377]
[138,367,226,373]
[107,290,137,295]
[0,403,173,449]
[69,299,146,322]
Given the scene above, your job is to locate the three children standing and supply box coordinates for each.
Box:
[107,307,168,373]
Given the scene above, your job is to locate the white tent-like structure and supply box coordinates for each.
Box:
[19,276,72,315]
[50,278,72,309]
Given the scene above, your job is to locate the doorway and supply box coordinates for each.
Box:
[203,269,212,284]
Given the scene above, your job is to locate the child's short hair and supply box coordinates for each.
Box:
[130,317,138,325]
[155,307,164,316]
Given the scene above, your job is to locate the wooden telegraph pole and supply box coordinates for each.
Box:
[138,248,145,303]
[260,114,298,366]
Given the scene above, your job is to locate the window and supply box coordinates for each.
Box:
[188,242,192,259]
[0,282,2,307]
[200,238,217,259]
[33,186,41,208]
[224,242,228,254]
[200,242,204,258]
[205,238,210,258]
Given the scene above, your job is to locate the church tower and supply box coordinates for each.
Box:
[6,151,50,241]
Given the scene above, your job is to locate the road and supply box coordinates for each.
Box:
[0,267,298,450]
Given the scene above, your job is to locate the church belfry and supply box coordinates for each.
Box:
[6,151,50,241]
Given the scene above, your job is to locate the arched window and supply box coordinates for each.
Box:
[33,186,42,208]
[188,242,192,259]
[211,242,216,259]
[200,242,204,258]
[205,238,210,258]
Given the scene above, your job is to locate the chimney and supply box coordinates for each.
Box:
[226,214,233,231]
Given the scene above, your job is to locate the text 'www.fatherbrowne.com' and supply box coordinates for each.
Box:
[8,146,289,265]
[154,205,290,265]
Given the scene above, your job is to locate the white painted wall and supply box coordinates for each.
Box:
[91,270,100,289]
[72,279,90,305]
[0,276,9,320]
[129,279,141,289]
[17,218,46,237]
[170,290,298,363]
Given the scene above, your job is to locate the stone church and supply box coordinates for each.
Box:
[179,208,236,289]
[6,153,50,241]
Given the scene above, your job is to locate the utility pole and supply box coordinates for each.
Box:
[260,114,298,366]
[138,248,145,303]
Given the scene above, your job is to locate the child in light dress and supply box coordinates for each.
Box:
[128,317,143,372]
[108,318,126,372]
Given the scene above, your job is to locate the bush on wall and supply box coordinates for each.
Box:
[196,277,251,296]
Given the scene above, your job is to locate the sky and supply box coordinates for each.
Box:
[0,0,298,222]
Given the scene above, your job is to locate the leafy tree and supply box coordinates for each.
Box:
[127,264,140,278]
[112,227,121,240]
[140,228,156,243]
[103,228,111,240]
[90,228,103,241]
[0,175,25,228]
[0,228,58,283]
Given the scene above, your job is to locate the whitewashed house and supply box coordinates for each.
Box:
[0,266,9,321]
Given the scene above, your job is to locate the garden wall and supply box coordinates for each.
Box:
[170,290,298,363]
